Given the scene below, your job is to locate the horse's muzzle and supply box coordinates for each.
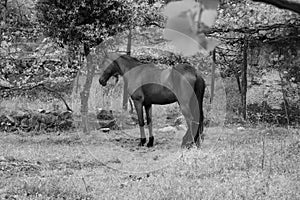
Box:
[99,79,107,86]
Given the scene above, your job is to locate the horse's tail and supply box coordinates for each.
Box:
[191,73,206,143]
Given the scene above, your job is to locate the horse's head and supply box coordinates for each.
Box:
[99,60,120,86]
[99,54,140,86]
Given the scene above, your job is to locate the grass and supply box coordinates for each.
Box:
[0,126,299,200]
[1,96,299,199]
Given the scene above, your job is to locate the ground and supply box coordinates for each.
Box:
[0,125,299,199]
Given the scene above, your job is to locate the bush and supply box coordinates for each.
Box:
[247,102,300,126]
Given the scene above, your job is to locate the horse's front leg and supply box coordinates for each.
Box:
[145,105,154,147]
[133,100,146,146]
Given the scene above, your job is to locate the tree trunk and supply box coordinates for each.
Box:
[123,29,132,111]
[235,74,242,94]
[241,38,248,120]
[80,45,95,134]
[210,49,216,104]
[278,71,290,126]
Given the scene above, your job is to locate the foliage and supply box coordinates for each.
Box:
[0,0,78,99]
[247,102,300,125]
[1,0,163,99]
[36,0,163,50]
[214,0,299,75]
[1,0,300,127]
[137,52,189,66]
[36,0,128,50]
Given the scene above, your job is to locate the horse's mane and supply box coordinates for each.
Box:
[118,54,152,70]
[118,55,196,74]
[173,63,196,75]
[119,54,142,64]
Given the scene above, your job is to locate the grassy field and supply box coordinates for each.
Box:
[0,125,299,199]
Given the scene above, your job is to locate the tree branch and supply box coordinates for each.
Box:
[252,0,300,14]
[206,21,300,35]
[0,83,72,112]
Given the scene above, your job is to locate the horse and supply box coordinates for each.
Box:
[99,54,205,148]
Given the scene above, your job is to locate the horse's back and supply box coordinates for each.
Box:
[173,63,197,75]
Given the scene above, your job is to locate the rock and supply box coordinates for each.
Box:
[38,109,46,113]
[237,126,245,131]
[126,121,137,126]
[59,111,72,120]
[5,115,15,124]
[0,155,5,161]
[159,126,176,133]
[98,119,118,129]
[58,120,73,130]
[100,128,110,133]
[97,109,114,120]
[1,109,74,133]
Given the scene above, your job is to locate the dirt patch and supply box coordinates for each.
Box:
[44,159,105,171]
[104,128,182,153]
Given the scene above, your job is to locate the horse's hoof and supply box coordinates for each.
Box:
[146,143,153,147]
[147,136,154,147]
[138,138,146,146]
[181,142,193,149]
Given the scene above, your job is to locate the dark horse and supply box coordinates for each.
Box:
[99,54,205,148]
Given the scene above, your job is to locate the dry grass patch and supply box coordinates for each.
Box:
[0,127,299,199]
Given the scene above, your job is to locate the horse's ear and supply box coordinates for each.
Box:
[114,74,119,84]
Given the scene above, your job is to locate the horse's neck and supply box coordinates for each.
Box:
[121,60,144,75]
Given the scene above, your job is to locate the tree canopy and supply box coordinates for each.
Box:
[35,0,163,54]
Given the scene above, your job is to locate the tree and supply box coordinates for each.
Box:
[120,0,163,111]
[210,0,299,120]
[36,0,132,55]
[252,0,300,14]
[36,0,130,132]
[36,0,163,132]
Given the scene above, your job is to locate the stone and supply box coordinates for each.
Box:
[97,109,114,120]
[98,119,118,129]
[237,126,245,131]
[100,128,110,133]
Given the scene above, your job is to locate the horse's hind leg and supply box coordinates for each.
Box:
[145,105,154,147]
[195,109,204,147]
[180,103,196,148]
[133,100,146,146]
[190,96,202,148]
